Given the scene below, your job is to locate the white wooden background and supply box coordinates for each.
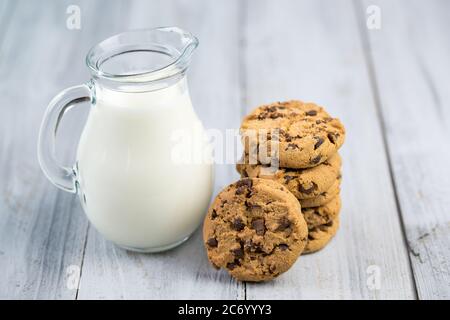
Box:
[0,0,449,300]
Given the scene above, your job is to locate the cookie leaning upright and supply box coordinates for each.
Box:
[203,178,308,282]
[240,100,345,168]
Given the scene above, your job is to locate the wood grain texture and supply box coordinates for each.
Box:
[243,0,415,299]
[1,0,449,300]
[0,0,15,46]
[359,0,450,299]
[76,0,244,299]
[0,0,95,299]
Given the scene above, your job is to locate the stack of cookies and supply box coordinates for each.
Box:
[203,100,345,282]
[237,100,345,254]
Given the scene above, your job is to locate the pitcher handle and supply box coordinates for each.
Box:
[38,83,92,193]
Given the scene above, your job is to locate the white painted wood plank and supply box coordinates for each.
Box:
[243,0,415,299]
[77,0,243,299]
[7,0,446,300]
[360,0,450,299]
[0,0,99,299]
[0,0,15,43]
[0,0,138,300]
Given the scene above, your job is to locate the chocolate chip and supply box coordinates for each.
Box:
[267,106,277,112]
[269,112,283,119]
[285,135,292,142]
[308,234,316,240]
[235,186,246,195]
[257,113,268,120]
[244,239,262,253]
[248,243,264,253]
[236,178,253,188]
[311,155,322,164]
[245,201,261,210]
[231,218,245,231]
[306,110,317,116]
[245,188,254,198]
[327,132,337,144]
[232,248,244,259]
[226,262,237,270]
[299,182,318,194]
[283,175,296,183]
[314,137,324,150]
[251,218,266,236]
[211,209,217,219]
[276,218,291,231]
[207,238,218,247]
[236,179,254,196]
[244,239,253,250]
[278,244,289,251]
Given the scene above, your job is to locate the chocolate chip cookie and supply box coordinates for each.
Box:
[203,178,308,282]
[240,100,345,168]
[237,153,341,200]
[304,217,340,254]
[300,177,341,208]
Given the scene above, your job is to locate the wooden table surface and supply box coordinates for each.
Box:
[0,0,449,300]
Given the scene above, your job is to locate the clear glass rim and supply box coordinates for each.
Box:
[85,27,199,83]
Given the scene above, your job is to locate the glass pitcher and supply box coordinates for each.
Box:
[38,27,214,252]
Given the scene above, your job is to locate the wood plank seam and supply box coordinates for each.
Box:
[351,0,419,299]
[75,224,90,300]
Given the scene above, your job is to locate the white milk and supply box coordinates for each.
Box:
[76,78,213,250]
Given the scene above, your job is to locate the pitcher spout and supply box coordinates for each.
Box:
[159,26,199,71]
[85,27,199,88]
